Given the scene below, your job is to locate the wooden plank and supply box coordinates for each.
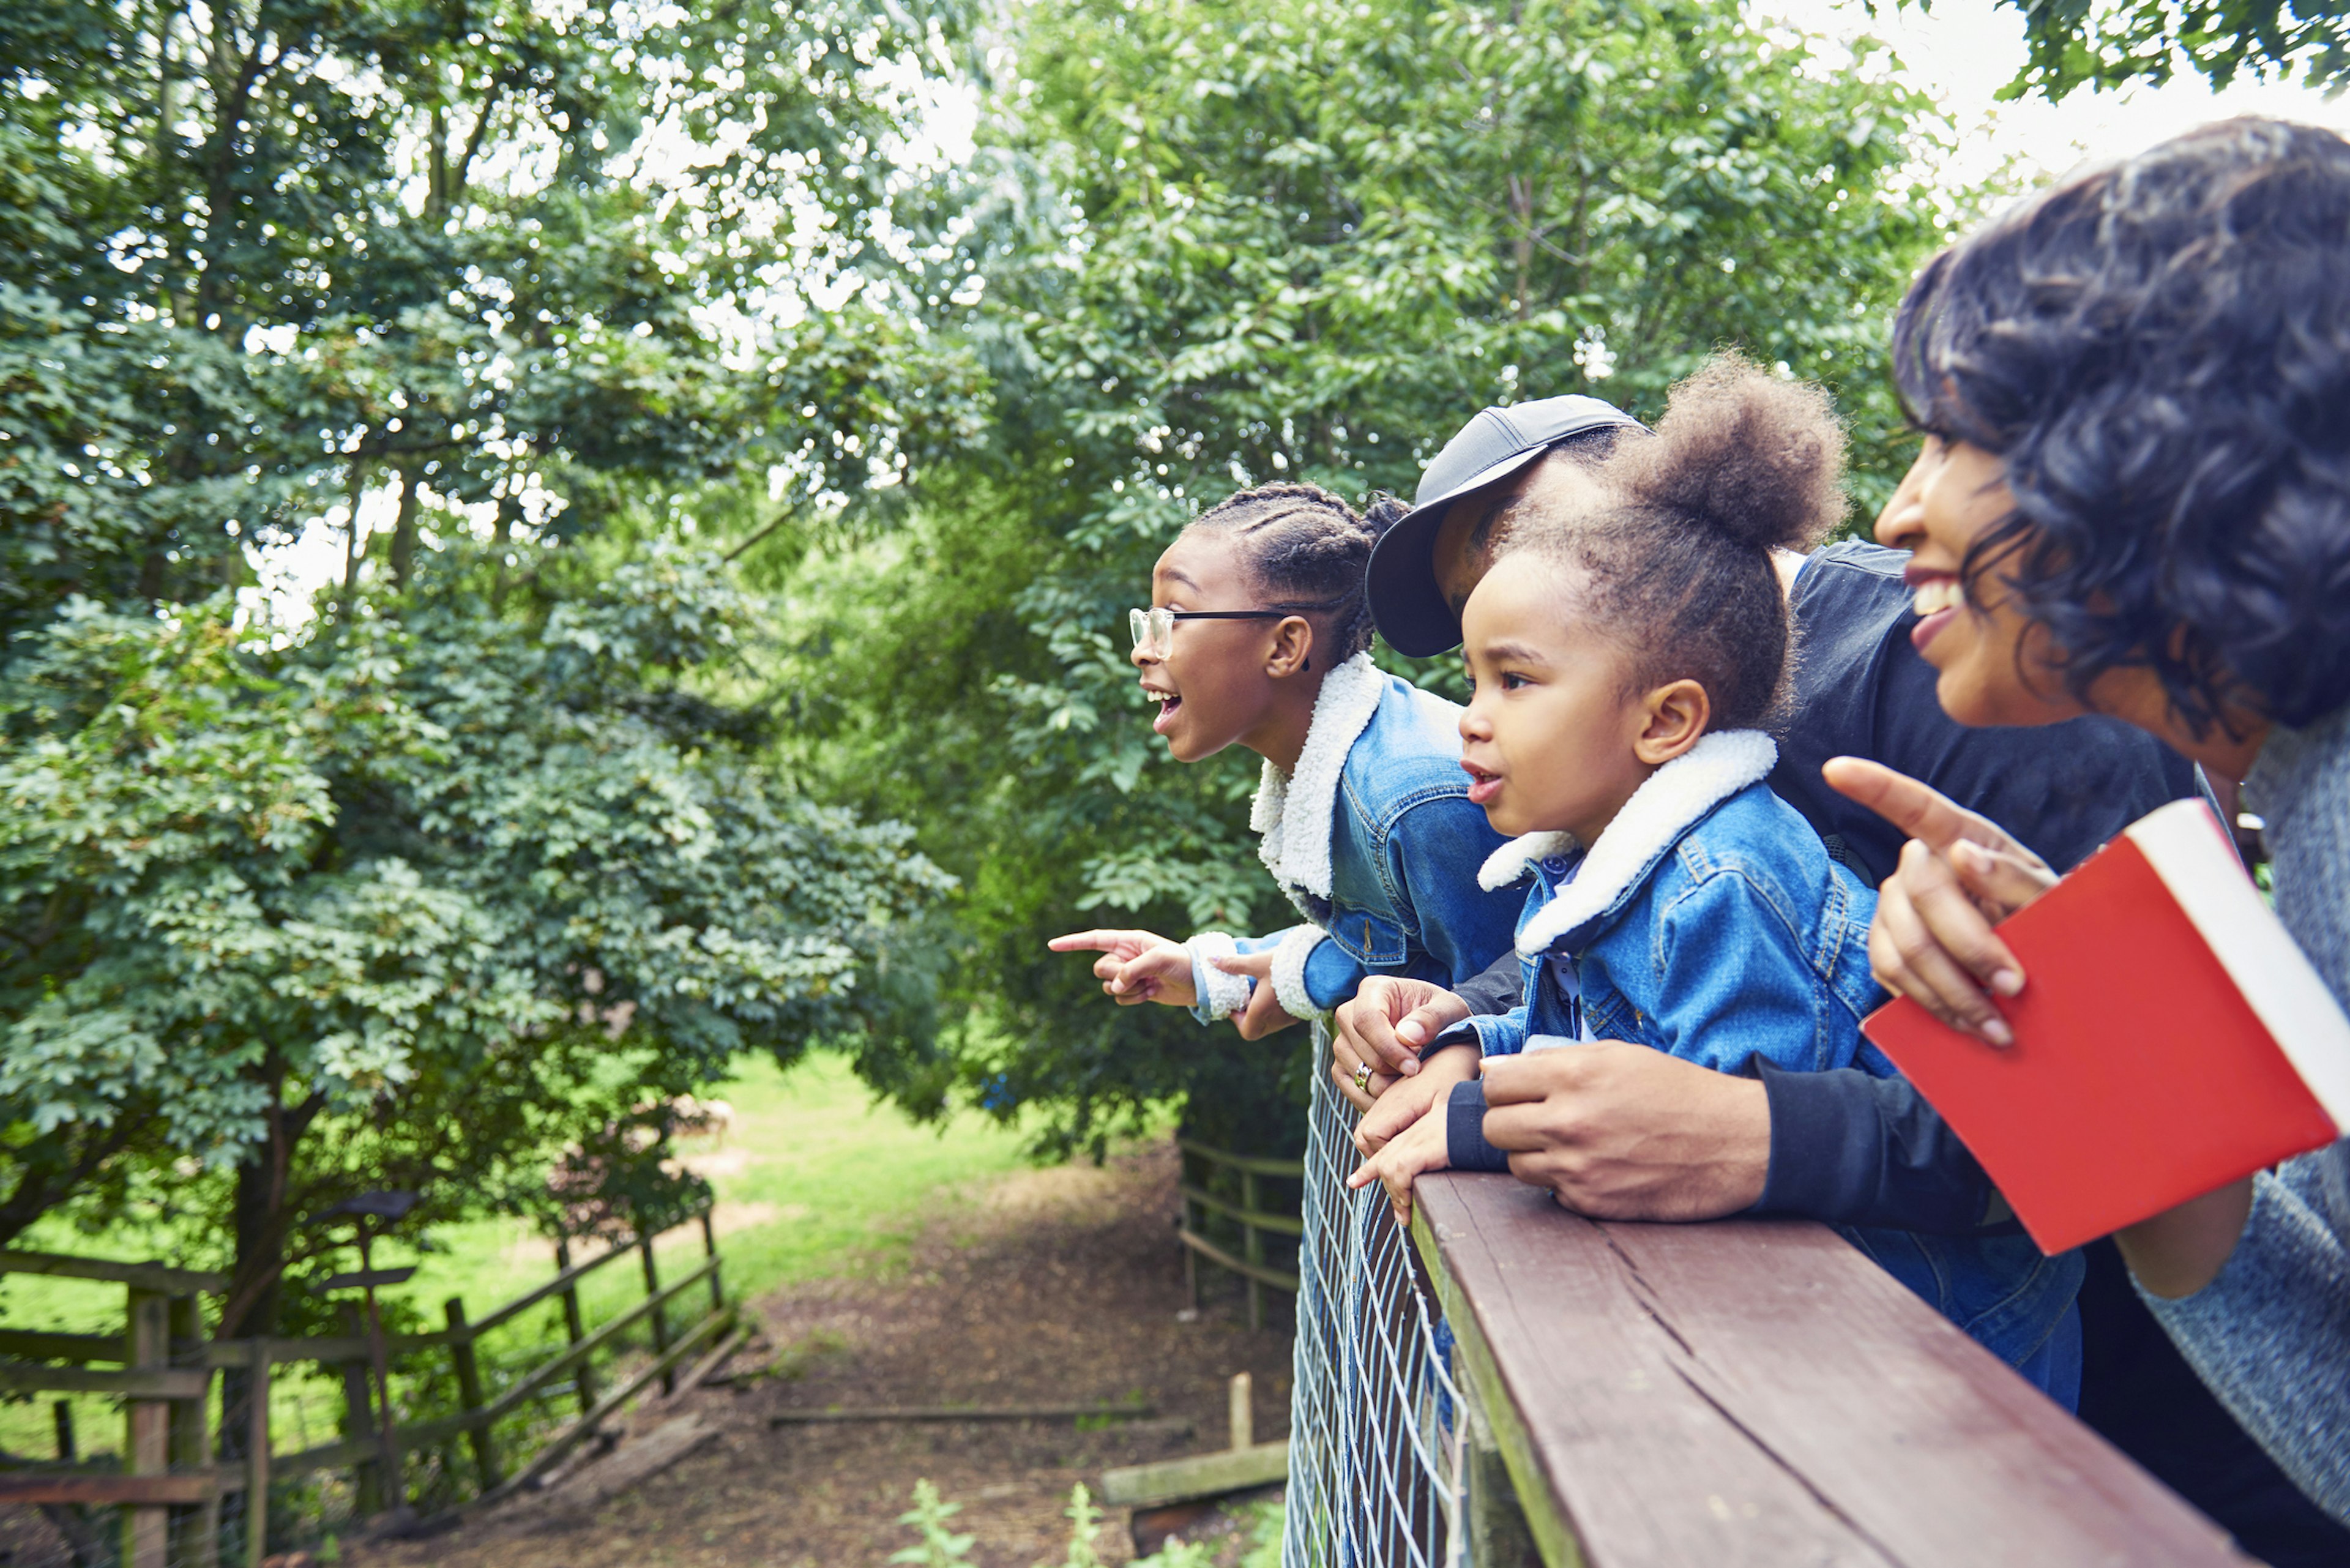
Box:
[1411,1175,2248,1568]
[124,1288,171,1568]
[1595,1216,2248,1567]
[673,1323,750,1399]
[1099,1441,1288,1508]
[467,1306,732,1512]
[1177,1227,1300,1294]
[532,1414,719,1517]
[1177,1182,1305,1238]
[0,1473,222,1506]
[0,1249,225,1295]
[769,1403,1158,1426]
[1174,1140,1304,1178]
[0,1364,209,1399]
[0,1329,124,1364]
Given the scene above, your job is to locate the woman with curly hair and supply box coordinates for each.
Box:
[1837,117,2350,1520]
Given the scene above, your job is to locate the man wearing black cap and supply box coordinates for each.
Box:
[1337,397,2350,1566]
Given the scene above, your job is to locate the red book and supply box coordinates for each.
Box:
[1860,799,2350,1255]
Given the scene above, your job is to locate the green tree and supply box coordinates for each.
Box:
[1970,0,2348,99]
[764,0,1971,1154]
[0,547,950,1338]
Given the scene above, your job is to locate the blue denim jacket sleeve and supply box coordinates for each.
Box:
[1647,867,1881,1076]
[1387,793,1527,991]
[1185,925,1361,1020]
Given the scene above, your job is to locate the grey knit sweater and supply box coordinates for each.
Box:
[2139,701,2350,1524]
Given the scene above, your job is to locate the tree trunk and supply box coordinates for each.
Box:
[389,463,420,589]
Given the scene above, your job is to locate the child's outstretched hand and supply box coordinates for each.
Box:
[1347,1105,1450,1225]
[1206,949,1302,1040]
[1048,929,1198,1009]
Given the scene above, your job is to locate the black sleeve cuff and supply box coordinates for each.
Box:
[1446,1078,1511,1173]
[1453,950,1523,1018]
[1753,1061,2004,1236]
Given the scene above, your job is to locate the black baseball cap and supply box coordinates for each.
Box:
[1365,394,1646,657]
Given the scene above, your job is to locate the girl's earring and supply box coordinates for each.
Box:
[1304,656,1313,672]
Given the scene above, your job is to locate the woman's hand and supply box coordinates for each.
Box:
[1207,949,1302,1039]
[1046,928,1198,1009]
[1354,1044,1478,1155]
[1823,756,2059,1046]
[1335,976,1471,1085]
[1480,1045,1771,1219]
[1346,1100,1452,1225]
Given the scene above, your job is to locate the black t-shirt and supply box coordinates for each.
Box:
[1773,541,2195,883]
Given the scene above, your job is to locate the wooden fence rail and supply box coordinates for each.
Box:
[0,1206,731,1568]
[1411,1173,2248,1568]
[1174,1138,1302,1331]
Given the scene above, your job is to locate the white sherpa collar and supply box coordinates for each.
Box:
[1511,729,1779,958]
[1478,831,1578,892]
[1250,653,1387,903]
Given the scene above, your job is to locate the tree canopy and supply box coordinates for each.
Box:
[758,0,1971,1156]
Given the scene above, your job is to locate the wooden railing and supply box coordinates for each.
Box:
[0,1208,733,1567]
[1410,1174,2248,1567]
[1174,1138,1302,1330]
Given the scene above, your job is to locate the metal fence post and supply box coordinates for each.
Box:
[444,1297,501,1489]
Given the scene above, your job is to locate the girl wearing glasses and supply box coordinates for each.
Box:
[1051,483,1524,1043]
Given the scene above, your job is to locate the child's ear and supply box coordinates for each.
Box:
[1632,679,1709,765]
[1266,614,1316,679]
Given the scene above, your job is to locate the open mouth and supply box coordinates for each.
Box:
[1461,760,1502,806]
[1148,691,1184,734]
[1909,575,1965,654]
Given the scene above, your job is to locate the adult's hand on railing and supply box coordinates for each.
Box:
[1823,756,2058,1047]
[1346,1101,1452,1225]
[1332,977,1471,1108]
[1481,1045,1772,1220]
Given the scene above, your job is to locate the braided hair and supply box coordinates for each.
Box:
[1185,482,1397,664]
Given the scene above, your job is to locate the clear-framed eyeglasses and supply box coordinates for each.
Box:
[1129,601,1346,659]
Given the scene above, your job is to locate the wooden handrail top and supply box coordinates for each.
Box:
[1177,1182,1305,1238]
[1412,1174,2246,1568]
[0,1248,225,1296]
[1174,1138,1305,1178]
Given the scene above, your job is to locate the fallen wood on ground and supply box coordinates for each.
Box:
[1099,1440,1288,1509]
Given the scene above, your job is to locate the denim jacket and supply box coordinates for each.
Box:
[1187,654,1522,1021]
[1468,730,2086,1394]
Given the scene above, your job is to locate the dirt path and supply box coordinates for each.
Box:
[353,1138,1293,1568]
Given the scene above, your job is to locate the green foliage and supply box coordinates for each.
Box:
[892,1479,977,1566]
[770,0,1972,1153]
[0,543,949,1331]
[1964,0,2350,99]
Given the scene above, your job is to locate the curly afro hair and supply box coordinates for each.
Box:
[1526,353,1848,733]
[1892,116,2350,734]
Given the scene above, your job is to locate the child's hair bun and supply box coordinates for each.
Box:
[1600,354,1846,553]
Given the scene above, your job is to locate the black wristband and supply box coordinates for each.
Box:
[1445,1078,1511,1173]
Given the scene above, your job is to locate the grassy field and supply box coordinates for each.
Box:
[0,1050,1079,1464]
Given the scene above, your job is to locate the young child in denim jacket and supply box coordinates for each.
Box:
[1351,358,2085,1404]
[1051,484,1526,1034]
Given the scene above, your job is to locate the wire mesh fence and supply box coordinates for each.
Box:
[1284,1024,1469,1568]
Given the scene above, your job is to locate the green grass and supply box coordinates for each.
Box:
[0,1050,1060,1463]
